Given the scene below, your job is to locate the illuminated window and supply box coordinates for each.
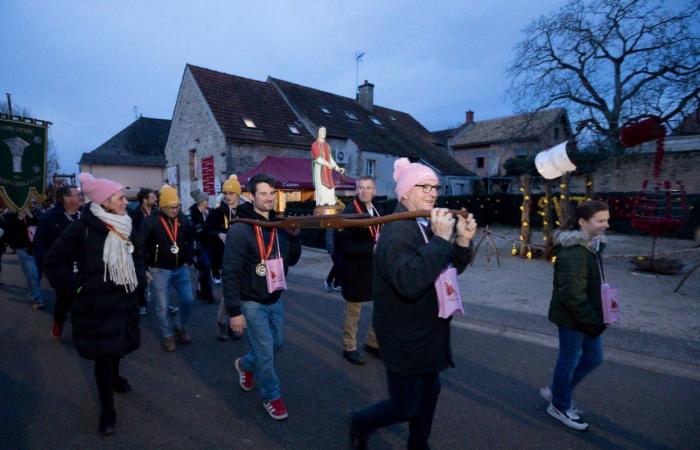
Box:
[242,118,257,128]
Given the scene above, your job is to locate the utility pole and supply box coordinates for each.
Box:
[6,93,13,116]
[355,52,365,98]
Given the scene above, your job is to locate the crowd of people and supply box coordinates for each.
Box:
[0,161,612,448]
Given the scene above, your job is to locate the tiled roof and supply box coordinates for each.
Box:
[451,108,567,148]
[270,77,474,177]
[430,128,459,146]
[187,65,314,148]
[80,117,170,167]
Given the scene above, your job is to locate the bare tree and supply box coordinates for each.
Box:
[507,0,700,151]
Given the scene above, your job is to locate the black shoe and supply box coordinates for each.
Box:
[99,409,116,436]
[349,416,368,450]
[343,350,365,365]
[113,376,132,394]
[363,345,381,359]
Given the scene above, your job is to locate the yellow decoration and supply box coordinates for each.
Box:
[519,206,525,211]
[543,236,547,241]
[523,222,529,227]
[511,243,517,255]
[560,183,566,188]
[519,187,525,192]
[543,221,549,225]
[560,195,567,199]
[524,195,530,200]
[526,246,532,260]
[519,235,524,241]
[551,256,557,264]
[555,221,561,226]
[586,181,592,186]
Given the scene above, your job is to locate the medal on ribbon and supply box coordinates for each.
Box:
[159,216,180,255]
[254,226,277,277]
[103,222,135,254]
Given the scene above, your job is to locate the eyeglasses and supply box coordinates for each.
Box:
[414,184,441,193]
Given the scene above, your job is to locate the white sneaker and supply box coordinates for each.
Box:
[540,386,585,415]
[546,403,588,431]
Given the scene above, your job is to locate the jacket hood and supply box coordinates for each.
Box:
[553,229,607,253]
[236,201,278,221]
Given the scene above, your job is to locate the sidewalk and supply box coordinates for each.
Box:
[292,225,700,343]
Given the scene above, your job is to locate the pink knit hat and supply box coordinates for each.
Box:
[393,158,438,199]
[79,173,124,205]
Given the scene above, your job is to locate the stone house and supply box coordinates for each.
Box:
[434,108,572,192]
[79,117,170,200]
[165,65,475,209]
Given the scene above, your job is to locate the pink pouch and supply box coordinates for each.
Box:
[265,233,286,293]
[601,283,620,325]
[416,222,464,319]
[435,266,464,319]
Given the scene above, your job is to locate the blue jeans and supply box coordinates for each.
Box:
[551,326,604,411]
[352,371,441,450]
[240,300,285,401]
[150,265,194,338]
[17,249,43,304]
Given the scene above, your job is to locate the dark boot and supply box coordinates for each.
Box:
[99,409,116,436]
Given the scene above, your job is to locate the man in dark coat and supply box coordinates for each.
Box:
[3,208,44,309]
[350,158,477,450]
[188,188,214,303]
[205,174,241,284]
[33,184,82,339]
[336,175,383,365]
[135,184,195,352]
[128,187,157,316]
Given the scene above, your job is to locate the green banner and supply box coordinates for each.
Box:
[0,117,48,211]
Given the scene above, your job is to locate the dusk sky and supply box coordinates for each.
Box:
[2,0,566,173]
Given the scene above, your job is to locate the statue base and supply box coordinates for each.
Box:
[313,204,343,216]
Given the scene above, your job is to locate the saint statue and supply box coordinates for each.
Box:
[311,126,344,208]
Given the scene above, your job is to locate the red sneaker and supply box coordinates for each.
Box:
[263,397,288,420]
[235,357,254,391]
[51,322,63,340]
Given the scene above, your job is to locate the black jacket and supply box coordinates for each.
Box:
[3,211,37,253]
[33,204,80,273]
[136,210,194,270]
[43,204,141,360]
[372,203,472,376]
[337,198,384,302]
[128,205,154,234]
[222,202,301,317]
[205,203,237,247]
[188,204,210,243]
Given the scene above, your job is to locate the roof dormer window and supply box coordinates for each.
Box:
[370,116,383,126]
[242,118,257,128]
[320,106,331,114]
[345,111,359,121]
[288,124,301,135]
[390,115,397,121]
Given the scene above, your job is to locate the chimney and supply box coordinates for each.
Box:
[466,110,474,124]
[358,80,374,112]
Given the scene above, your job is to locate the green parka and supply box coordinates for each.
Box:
[548,230,607,337]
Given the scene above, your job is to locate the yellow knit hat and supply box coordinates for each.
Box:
[159,184,180,208]
[222,174,241,195]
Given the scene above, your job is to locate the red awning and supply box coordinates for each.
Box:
[238,156,356,190]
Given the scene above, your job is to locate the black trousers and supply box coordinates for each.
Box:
[325,252,343,286]
[209,243,224,279]
[94,357,121,413]
[352,370,441,450]
[53,288,75,325]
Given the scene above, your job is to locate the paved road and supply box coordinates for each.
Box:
[1,255,698,449]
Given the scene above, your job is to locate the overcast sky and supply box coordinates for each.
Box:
[1,0,566,173]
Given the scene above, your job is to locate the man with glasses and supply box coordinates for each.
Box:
[223,174,301,420]
[336,175,383,365]
[135,184,195,352]
[350,158,477,450]
[34,185,82,340]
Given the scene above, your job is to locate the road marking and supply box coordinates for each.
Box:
[288,281,700,382]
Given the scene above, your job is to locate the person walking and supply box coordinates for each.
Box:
[222,173,301,420]
[206,174,243,340]
[128,188,158,316]
[542,200,610,431]
[3,207,44,309]
[33,184,82,340]
[336,175,383,365]
[350,158,477,450]
[188,189,214,303]
[135,184,195,352]
[44,173,141,436]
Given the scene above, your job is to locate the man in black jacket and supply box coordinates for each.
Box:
[129,188,157,316]
[336,176,382,365]
[222,174,301,421]
[135,185,195,352]
[205,174,241,284]
[34,185,82,339]
[3,208,44,309]
[188,189,214,303]
[350,159,477,450]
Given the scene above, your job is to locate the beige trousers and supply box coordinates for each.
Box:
[343,301,379,352]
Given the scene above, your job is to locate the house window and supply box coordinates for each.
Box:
[189,149,198,181]
[390,115,397,121]
[320,106,331,114]
[554,127,559,139]
[370,116,382,126]
[344,111,359,120]
[366,159,376,176]
[476,157,485,169]
[288,124,300,134]
[242,117,257,128]
[514,148,529,159]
